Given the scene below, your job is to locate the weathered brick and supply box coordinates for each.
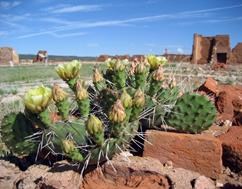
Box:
[218,126,242,172]
[143,130,222,178]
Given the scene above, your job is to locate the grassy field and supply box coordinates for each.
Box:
[0,62,241,97]
[0,63,101,83]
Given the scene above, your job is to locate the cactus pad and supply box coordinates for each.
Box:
[1,112,37,156]
[165,93,216,133]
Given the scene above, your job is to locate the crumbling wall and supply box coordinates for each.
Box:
[192,34,231,64]
[97,54,109,62]
[231,43,242,64]
[198,37,214,64]
[0,47,19,64]
[33,50,48,63]
[164,54,191,63]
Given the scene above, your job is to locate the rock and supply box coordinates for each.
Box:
[216,91,234,121]
[216,85,242,126]
[82,155,209,189]
[13,161,82,189]
[218,126,242,173]
[211,63,227,70]
[82,156,170,189]
[193,176,215,189]
[1,154,242,189]
[196,80,242,126]
[201,122,231,137]
[197,77,218,95]
[0,160,21,189]
[143,130,223,178]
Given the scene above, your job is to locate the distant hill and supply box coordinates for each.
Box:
[20,54,97,61]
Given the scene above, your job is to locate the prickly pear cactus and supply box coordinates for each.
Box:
[165,93,217,133]
[0,59,147,170]
[0,56,217,172]
[1,112,37,156]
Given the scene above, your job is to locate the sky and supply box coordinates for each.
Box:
[0,0,242,56]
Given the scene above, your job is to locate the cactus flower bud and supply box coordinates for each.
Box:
[133,89,145,108]
[24,85,52,113]
[93,68,104,83]
[146,55,167,70]
[106,58,116,70]
[52,84,67,102]
[86,115,103,136]
[114,60,125,71]
[109,100,126,123]
[152,66,164,81]
[76,80,89,100]
[55,60,81,81]
[120,90,132,108]
[62,139,75,154]
[135,62,147,74]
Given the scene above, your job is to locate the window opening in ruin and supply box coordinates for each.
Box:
[216,53,227,64]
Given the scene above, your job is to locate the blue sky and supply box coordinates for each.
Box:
[0,0,242,56]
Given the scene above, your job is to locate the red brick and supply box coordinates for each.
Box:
[203,77,218,94]
[143,130,222,178]
[218,126,242,172]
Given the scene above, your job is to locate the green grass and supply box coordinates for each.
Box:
[0,63,101,83]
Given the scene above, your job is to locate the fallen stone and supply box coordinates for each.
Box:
[218,126,242,173]
[201,122,231,137]
[2,154,238,189]
[197,77,218,95]
[14,162,81,189]
[193,176,215,189]
[143,130,223,178]
[216,85,242,126]
[83,155,204,189]
[0,160,21,189]
[82,156,170,189]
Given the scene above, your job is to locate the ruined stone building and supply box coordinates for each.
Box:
[33,50,48,63]
[0,47,19,65]
[191,33,242,64]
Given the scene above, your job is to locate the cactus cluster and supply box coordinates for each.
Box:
[0,56,217,170]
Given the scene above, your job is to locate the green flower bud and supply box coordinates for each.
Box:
[76,80,89,100]
[120,90,132,108]
[133,88,145,108]
[62,139,75,154]
[109,100,126,123]
[146,55,167,70]
[114,60,125,71]
[52,84,67,102]
[55,60,81,81]
[152,66,164,81]
[135,62,147,74]
[106,58,117,70]
[93,68,104,83]
[86,115,103,136]
[24,85,52,113]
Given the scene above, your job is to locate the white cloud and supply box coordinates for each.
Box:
[0,1,21,9]
[18,4,242,39]
[178,16,242,26]
[177,48,184,54]
[18,30,87,39]
[50,32,87,38]
[182,4,242,14]
[46,4,103,14]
